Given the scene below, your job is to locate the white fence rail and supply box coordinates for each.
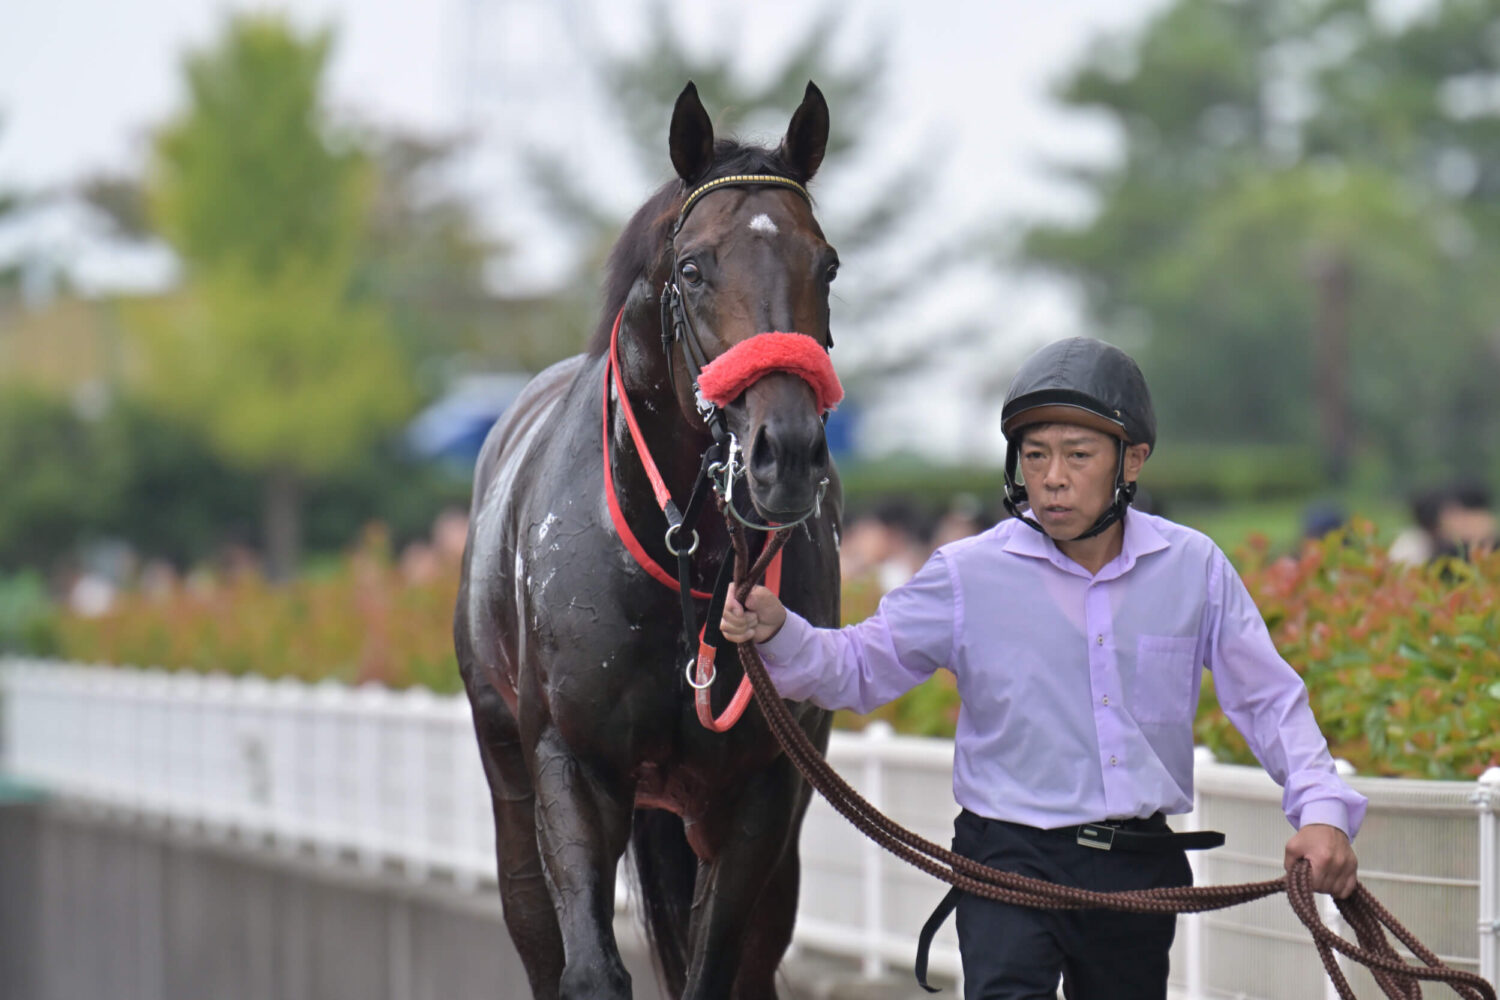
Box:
[2,658,1497,998]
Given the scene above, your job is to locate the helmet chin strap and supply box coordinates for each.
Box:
[1003,438,1137,542]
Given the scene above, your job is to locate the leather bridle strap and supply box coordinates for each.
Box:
[602,308,712,598]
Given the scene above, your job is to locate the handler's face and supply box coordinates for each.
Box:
[1019,424,1143,540]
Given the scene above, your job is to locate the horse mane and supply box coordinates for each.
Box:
[585,139,810,358]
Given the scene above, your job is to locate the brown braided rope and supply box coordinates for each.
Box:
[727,520,1495,1000]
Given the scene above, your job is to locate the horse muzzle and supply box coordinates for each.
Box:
[698,331,840,524]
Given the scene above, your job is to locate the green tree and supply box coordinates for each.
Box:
[1023,0,1500,484]
[143,15,414,578]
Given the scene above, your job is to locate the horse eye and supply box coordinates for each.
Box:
[825,261,839,283]
[680,261,702,285]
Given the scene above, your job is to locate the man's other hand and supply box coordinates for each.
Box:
[1285,823,1358,898]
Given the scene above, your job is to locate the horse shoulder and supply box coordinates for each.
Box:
[472,354,592,502]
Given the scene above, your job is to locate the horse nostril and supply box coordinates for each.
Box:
[750,427,777,476]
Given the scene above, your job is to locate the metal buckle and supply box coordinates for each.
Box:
[1076,825,1115,851]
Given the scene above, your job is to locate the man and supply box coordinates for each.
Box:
[722,337,1364,999]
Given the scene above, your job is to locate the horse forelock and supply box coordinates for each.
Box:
[585,139,813,358]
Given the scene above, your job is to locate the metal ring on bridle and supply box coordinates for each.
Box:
[685,658,715,689]
[664,524,699,557]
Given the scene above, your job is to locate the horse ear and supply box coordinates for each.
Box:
[780,81,829,182]
[669,81,715,184]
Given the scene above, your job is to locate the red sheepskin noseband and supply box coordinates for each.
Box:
[696,332,843,414]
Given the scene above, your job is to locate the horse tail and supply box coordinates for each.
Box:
[628,807,696,997]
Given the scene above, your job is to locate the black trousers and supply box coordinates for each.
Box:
[952,809,1193,1000]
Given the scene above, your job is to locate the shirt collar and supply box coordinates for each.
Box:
[1002,509,1171,578]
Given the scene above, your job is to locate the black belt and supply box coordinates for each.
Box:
[1073,820,1224,853]
[913,815,1225,993]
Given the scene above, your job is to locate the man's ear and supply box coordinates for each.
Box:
[1124,442,1151,482]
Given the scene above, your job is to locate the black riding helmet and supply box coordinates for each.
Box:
[1001,337,1156,541]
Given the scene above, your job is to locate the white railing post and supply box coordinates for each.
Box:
[450,696,482,890]
[862,721,892,979]
[355,683,390,872]
[1473,767,1500,986]
[270,677,306,852]
[1186,745,1216,999]
[1323,758,1356,1000]
[236,674,272,841]
[402,687,433,881]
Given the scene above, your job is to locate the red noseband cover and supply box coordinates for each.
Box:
[695,332,843,414]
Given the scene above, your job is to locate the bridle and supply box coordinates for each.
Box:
[657,173,834,536]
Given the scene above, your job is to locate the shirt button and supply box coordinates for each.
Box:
[1096,634,1104,646]
[1102,695,1110,706]
[1110,755,1118,766]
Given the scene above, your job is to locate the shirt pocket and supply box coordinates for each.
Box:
[1132,634,1200,725]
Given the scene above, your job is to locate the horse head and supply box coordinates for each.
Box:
[661,81,839,524]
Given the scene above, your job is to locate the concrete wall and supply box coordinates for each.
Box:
[0,798,950,1000]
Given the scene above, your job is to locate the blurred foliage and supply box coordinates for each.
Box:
[143,14,415,577]
[522,3,988,386]
[54,526,462,692]
[0,572,60,656]
[1024,0,1500,484]
[0,388,128,569]
[150,18,363,279]
[1196,521,1500,779]
[838,458,1005,517]
[0,387,465,574]
[1139,442,1324,503]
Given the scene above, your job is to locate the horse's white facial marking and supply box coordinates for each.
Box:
[749,213,779,236]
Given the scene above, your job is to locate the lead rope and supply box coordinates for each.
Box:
[727,515,1494,1000]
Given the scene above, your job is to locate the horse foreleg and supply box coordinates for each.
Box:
[470,683,566,999]
[531,726,636,1000]
[680,760,804,1000]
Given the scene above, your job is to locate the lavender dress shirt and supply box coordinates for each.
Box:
[759,510,1367,837]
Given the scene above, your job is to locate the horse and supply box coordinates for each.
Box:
[454,81,842,999]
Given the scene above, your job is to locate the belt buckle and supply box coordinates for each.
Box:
[1076,824,1115,850]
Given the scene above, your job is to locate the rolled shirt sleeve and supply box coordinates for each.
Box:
[757,551,956,714]
[1205,551,1368,839]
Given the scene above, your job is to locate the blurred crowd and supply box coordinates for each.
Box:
[1389,480,1497,566]
[839,494,994,593]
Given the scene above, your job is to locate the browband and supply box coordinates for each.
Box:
[673,174,812,236]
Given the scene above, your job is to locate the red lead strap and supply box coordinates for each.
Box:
[694,550,779,732]
[602,309,781,731]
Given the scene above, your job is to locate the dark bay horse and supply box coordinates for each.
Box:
[455,82,842,999]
